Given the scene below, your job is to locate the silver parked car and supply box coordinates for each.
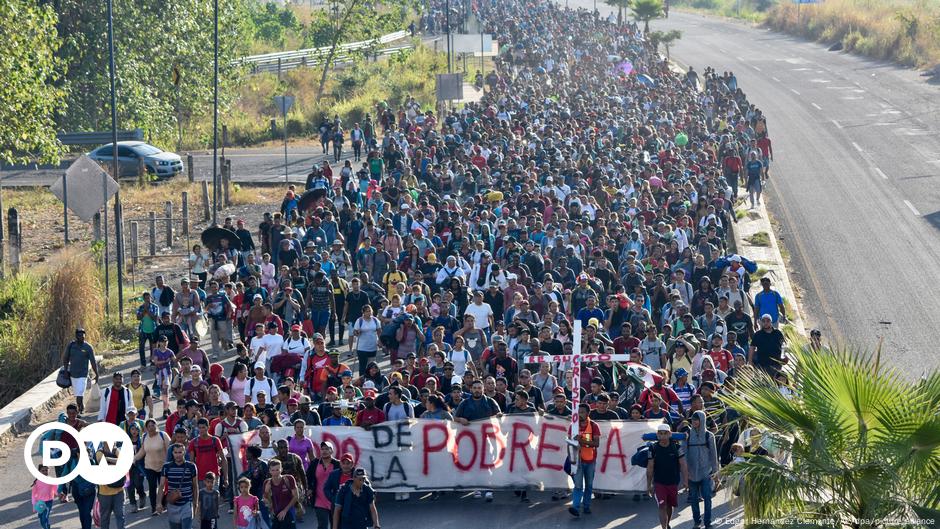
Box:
[88,141,184,179]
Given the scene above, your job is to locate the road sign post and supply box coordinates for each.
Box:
[274,95,295,183]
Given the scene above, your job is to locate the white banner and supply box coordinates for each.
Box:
[230,417,658,492]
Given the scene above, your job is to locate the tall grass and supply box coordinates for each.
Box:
[673,0,771,22]
[0,248,103,407]
[766,0,940,67]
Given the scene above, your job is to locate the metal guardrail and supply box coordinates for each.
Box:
[245,44,415,74]
[57,129,144,146]
[234,30,410,74]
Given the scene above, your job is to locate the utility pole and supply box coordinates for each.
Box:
[107,0,125,321]
[212,0,219,226]
[446,0,452,73]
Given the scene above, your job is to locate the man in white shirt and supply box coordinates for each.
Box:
[245,364,276,405]
[464,291,495,334]
[257,322,285,372]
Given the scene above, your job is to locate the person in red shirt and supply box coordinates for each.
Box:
[756,135,773,178]
[706,334,734,373]
[613,323,641,356]
[410,358,438,389]
[638,373,683,415]
[722,151,743,198]
[188,418,227,489]
[355,390,386,429]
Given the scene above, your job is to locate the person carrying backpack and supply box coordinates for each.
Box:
[647,423,689,529]
[685,410,719,529]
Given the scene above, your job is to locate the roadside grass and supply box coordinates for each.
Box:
[0,248,103,408]
[766,0,940,68]
[747,231,771,246]
[674,0,769,21]
[753,266,769,279]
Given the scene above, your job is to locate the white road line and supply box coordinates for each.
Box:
[831,119,843,129]
[851,142,864,153]
[811,103,822,110]
[904,200,921,217]
[790,88,800,95]
[873,167,888,180]
[753,66,762,71]
[771,76,780,82]
[719,48,728,53]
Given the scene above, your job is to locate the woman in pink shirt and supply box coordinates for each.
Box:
[310,442,340,529]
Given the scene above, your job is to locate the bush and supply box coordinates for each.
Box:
[0,249,103,407]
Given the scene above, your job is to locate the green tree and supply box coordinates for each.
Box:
[55,0,251,150]
[0,0,64,165]
[631,0,664,33]
[605,0,632,25]
[314,0,414,103]
[722,343,940,527]
[649,29,682,59]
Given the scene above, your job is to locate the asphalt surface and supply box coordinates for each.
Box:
[637,10,940,375]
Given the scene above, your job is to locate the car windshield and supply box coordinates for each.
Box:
[133,144,162,156]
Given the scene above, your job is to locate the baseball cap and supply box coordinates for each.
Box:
[341,453,354,463]
[675,367,689,378]
[287,398,299,406]
[341,370,353,378]
[326,387,338,395]
[552,386,566,396]
[363,380,376,390]
[190,365,202,373]
[126,407,138,415]
[657,423,672,433]
[290,324,301,331]
[328,350,340,356]
[363,389,377,399]
[253,294,263,300]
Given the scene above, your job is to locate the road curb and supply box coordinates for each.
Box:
[732,200,807,337]
[0,368,69,444]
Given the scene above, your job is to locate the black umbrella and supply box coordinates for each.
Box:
[298,189,326,212]
[200,226,242,251]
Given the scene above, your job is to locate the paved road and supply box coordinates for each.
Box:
[647,10,940,375]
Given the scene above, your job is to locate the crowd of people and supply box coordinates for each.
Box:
[37,1,793,529]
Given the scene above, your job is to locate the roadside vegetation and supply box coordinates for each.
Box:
[723,340,940,524]
[674,0,940,69]
[0,249,102,408]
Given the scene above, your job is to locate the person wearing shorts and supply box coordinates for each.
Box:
[61,328,99,415]
[647,424,688,529]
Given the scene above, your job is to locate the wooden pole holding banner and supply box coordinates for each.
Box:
[570,320,582,442]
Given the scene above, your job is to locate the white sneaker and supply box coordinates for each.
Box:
[473,491,482,499]
[400,493,410,501]
[485,491,494,502]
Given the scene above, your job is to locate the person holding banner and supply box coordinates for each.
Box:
[569,403,600,518]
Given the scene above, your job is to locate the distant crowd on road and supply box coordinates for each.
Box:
[39,1,793,529]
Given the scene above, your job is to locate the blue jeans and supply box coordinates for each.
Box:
[571,461,595,511]
[688,478,714,526]
[37,500,53,529]
[75,493,95,529]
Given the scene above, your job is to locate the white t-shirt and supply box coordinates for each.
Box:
[244,376,275,405]
[283,336,309,356]
[464,302,494,330]
[447,349,473,376]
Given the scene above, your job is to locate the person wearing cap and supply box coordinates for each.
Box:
[61,327,99,415]
[749,313,786,375]
[127,368,154,421]
[355,389,385,429]
[332,465,380,528]
[181,364,210,405]
[322,398,353,427]
[289,396,321,426]
[246,363,277,406]
[647,423,688,529]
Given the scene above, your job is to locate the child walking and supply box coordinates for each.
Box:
[31,465,59,529]
[199,472,221,529]
[234,477,261,529]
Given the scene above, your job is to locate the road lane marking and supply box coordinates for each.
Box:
[790,88,800,95]
[873,167,888,180]
[851,142,864,152]
[772,76,780,82]
[753,66,762,71]
[904,200,921,216]
[831,119,843,129]
[811,103,822,110]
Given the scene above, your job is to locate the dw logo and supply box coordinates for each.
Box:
[24,422,134,486]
